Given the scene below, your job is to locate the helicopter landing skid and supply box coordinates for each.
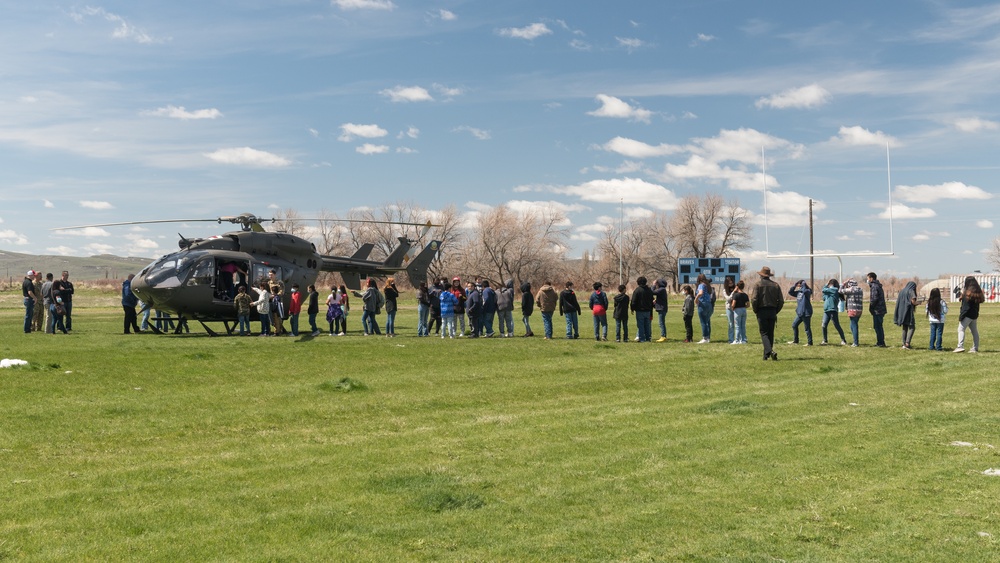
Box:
[196,319,238,337]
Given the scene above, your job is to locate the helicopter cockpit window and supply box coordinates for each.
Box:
[252,264,281,288]
[185,257,215,287]
[143,252,207,289]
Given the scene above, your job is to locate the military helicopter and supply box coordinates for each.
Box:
[54,213,442,335]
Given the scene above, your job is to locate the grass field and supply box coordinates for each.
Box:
[3,290,1000,561]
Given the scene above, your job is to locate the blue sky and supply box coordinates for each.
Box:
[2,0,1000,279]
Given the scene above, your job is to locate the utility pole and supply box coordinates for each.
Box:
[809,198,815,292]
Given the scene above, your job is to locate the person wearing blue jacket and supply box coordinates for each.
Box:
[820,279,847,346]
[122,274,141,334]
[788,280,813,346]
[439,287,458,338]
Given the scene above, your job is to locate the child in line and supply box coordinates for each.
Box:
[252,282,272,336]
[270,288,286,336]
[440,286,458,338]
[729,280,749,344]
[589,282,609,341]
[925,287,947,351]
[682,285,695,343]
[233,284,253,336]
[613,284,630,343]
[289,284,303,336]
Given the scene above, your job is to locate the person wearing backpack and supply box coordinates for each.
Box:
[589,282,609,341]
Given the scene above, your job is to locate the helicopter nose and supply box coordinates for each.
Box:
[130,274,155,306]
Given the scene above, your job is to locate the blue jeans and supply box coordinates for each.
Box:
[500,310,514,335]
[791,314,812,344]
[697,305,712,340]
[726,307,735,343]
[308,313,318,333]
[657,310,667,338]
[564,311,579,338]
[290,313,300,336]
[481,311,496,336]
[259,314,271,335]
[593,314,608,340]
[849,315,860,345]
[386,310,396,335]
[442,314,456,337]
[238,314,251,334]
[417,303,429,336]
[615,318,629,341]
[733,308,747,343]
[929,322,944,350]
[822,311,846,343]
[635,310,652,342]
[541,312,554,338]
[522,314,533,336]
[24,298,34,333]
[362,310,381,334]
[872,313,885,346]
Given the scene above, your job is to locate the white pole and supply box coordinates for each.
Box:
[619,198,624,286]
[762,146,769,255]
[886,142,894,255]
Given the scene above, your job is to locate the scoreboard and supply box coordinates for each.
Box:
[677,257,741,285]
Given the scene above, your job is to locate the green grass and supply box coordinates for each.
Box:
[2,291,1000,561]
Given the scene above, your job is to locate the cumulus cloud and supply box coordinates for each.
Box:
[380,85,433,103]
[587,94,652,123]
[332,0,395,10]
[569,39,591,51]
[339,123,388,142]
[894,181,993,203]
[0,229,28,245]
[977,219,994,228]
[204,147,291,167]
[356,143,389,155]
[432,83,463,98]
[395,147,417,154]
[599,136,683,158]
[453,126,491,140]
[552,178,679,211]
[616,37,648,51]
[498,22,552,40]
[397,126,419,139]
[953,117,1000,132]
[83,243,116,254]
[46,246,75,256]
[438,9,456,20]
[80,200,114,210]
[875,203,936,220]
[831,126,899,147]
[755,84,831,109]
[760,191,826,227]
[44,199,54,208]
[691,33,716,45]
[143,105,222,120]
[59,226,111,237]
[913,230,950,242]
[71,6,167,44]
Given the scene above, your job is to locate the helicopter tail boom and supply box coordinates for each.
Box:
[404,240,441,286]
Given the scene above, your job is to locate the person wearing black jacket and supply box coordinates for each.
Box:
[751,266,784,360]
[466,282,483,338]
[307,284,320,336]
[630,276,654,342]
[558,281,581,339]
[613,284,630,343]
[955,276,984,353]
[520,281,534,337]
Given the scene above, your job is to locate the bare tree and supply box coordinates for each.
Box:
[990,237,1000,272]
[272,208,308,237]
[458,204,569,286]
[668,194,752,259]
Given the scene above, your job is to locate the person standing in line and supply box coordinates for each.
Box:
[613,284,630,343]
[466,281,483,338]
[867,272,887,347]
[480,280,497,337]
[439,283,458,338]
[787,280,814,346]
[270,288,287,336]
[31,272,44,332]
[535,281,559,340]
[233,285,253,336]
[121,274,141,334]
[353,279,382,335]
[383,277,399,337]
[840,278,864,347]
[653,278,669,342]
[721,276,737,344]
[416,281,431,337]
[451,277,468,337]
[751,266,784,361]
[520,281,534,337]
[893,281,918,349]
[559,281,581,339]
[307,284,320,336]
[589,281,609,341]
[252,281,272,336]
[428,280,442,336]
[954,276,984,353]
[497,279,516,337]
[288,284,303,336]
[56,271,75,332]
[729,280,749,345]
[22,270,37,334]
[630,276,654,342]
[41,273,55,334]
[681,285,695,343]
[326,285,344,335]
[694,274,713,344]
[820,279,848,346]
[925,287,947,351]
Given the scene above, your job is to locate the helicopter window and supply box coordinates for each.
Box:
[185,257,215,287]
[252,264,281,288]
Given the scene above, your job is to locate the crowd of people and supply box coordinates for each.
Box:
[20,269,74,335]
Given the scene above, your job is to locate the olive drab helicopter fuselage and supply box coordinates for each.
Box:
[55,213,441,335]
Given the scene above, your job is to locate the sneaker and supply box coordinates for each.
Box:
[656,337,667,343]
[787,341,798,345]
[458,332,464,338]
[311,331,320,336]
[634,336,640,342]
[771,352,778,361]
[338,332,345,336]
[804,343,812,347]
[615,339,621,343]
[697,339,709,344]
[969,348,978,354]
[840,341,848,346]
[953,347,965,353]
[851,343,858,347]
[820,341,828,346]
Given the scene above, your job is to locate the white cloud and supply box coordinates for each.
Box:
[913,230,950,241]
[308,128,320,138]
[73,7,167,44]
[692,33,716,45]
[875,203,936,220]
[616,37,648,51]
[453,126,491,140]
[397,126,419,139]
[755,84,831,109]
[854,230,875,237]
[682,111,697,119]
[977,220,994,228]
[83,243,115,254]
[830,126,899,147]
[204,147,291,167]
[569,39,591,51]
[587,94,652,124]
[356,143,389,155]
[953,117,1000,132]
[599,136,683,158]
[438,9,456,21]
[894,181,993,203]
[59,226,111,237]
[760,191,826,227]
[380,85,433,103]
[332,0,395,10]
[0,229,28,245]
[506,200,589,216]
[80,200,114,210]
[395,147,417,154]
[44,199,54,208]
[339,123,388,142]
[552,178,679,211]
[432,83,463,98]
[46,246,75,256]
[498,23,552,40]
[143,105,222,120]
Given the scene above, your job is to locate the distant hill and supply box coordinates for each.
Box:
[0,250,153,283]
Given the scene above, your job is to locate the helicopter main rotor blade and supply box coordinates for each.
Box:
[51,218,223,231]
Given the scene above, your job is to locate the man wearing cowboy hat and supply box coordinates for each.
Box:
[751,266,784,361]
